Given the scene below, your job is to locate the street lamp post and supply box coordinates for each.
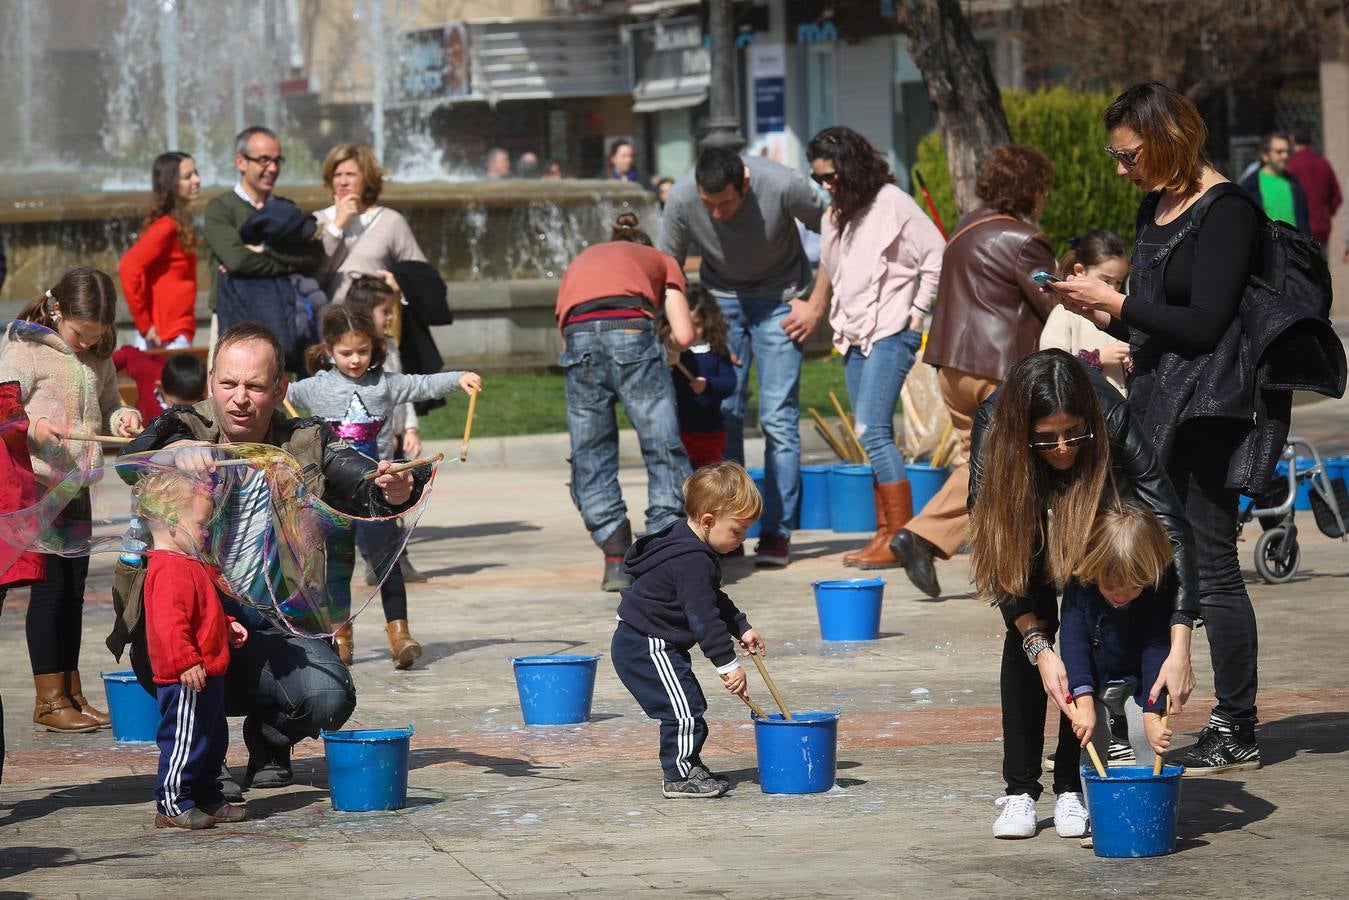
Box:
[700,0,745,152]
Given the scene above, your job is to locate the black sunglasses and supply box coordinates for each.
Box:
[811,171,838,187]
[1104,146,1140,170]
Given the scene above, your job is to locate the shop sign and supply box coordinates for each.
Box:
[399,22,470,101]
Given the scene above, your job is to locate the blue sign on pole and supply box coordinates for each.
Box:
[755,76,785,132]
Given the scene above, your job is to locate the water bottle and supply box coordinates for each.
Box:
[118,516,149,566]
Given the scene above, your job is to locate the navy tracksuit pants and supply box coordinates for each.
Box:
[155,677,228,816]
[611,620,709,781]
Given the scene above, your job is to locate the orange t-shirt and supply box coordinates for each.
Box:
[554,242,686,329]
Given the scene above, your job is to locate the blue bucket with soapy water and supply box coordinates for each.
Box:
[813,578,885,641]
[746,466,767,539]
[828,464,876,532]
[904,462,951,516]
[100,671,158,743]
[321,725,414,812]
[753,711,841,794]
[511,654,602,725]
[1082,764,1184,857]
[798,465,833,530]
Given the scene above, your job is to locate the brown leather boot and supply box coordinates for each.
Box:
[854,481,914,570]
[66,671,111,728]
[33,673,100,733]
[386,619,423,670]
[333,623,354,666]
[842,483,889,567]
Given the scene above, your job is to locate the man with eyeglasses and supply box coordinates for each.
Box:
[1238,132,1311,235]
[202,125,326,364]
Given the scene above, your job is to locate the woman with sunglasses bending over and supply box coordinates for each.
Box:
[806,127,944,568]
[968,349,1199,839]
[1052,82,1268,775]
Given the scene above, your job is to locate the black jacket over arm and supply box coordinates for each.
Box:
[968,367,1201,630]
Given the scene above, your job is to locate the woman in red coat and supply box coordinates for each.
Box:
[119,152,202,349]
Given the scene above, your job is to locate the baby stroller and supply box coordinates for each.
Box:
[1239,437,1349,584]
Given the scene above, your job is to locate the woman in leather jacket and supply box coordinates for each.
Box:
[1054,82,1266,775]
[967,350,1198,839]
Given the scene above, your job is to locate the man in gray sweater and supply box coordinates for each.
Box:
[659,148,828,567]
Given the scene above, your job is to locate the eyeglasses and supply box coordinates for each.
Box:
[241,153,285,169]
[1104,145,1140,170]
[811,171,838,187]
[1028,432,1095,451]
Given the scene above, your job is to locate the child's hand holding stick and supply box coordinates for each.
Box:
[721,671,769,718]
[1150,695,1173,774]
[1072,696,1108,777]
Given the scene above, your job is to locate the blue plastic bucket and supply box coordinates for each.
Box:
[904,462,951,516]
[100,671,158,743]
[322,726,414,812]
[746,467,766,539]
[798,465,832,530]
[1082,764,1184,857]
[753,712,841,794]
[511,654,601,725]
[828,464,876,532]
[813,578,885,641]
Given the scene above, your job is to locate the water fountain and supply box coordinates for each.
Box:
[0,0,660,369]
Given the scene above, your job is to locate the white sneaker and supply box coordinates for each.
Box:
[993,793,1037,839]
[1054,791,1089,837]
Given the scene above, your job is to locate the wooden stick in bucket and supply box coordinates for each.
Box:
[721,676,770,719]
[748,652,793,720]
[1073,696,1108,777]
[460,389,479,462]
[1152,695,1172,775]
[828,391,867,463]
[807,408,851,461]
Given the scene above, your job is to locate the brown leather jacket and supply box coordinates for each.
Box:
[923,207,1057,382]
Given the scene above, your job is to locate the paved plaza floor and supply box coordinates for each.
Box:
[2,392,1348,898]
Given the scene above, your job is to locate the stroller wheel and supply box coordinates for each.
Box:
[1254,527,1301,584]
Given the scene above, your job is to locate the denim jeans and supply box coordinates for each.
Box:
[842,329,923,483]
[562,322,691,548]
[1168,421,1259,724]
[715,294,803,538]
[131,601,357,755]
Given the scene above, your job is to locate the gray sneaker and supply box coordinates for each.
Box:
[663,767,727,799]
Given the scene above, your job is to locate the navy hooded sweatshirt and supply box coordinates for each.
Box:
[616,520,750,669]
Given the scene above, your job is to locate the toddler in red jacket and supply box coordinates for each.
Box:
[138,468,248,830]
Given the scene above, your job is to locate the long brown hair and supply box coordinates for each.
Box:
[969,350,1110,604]
[18,266,118,358]
[304,303,387,375]
[143,151,198,253]
[806,126,895,234]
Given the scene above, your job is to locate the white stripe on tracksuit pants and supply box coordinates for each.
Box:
[611,620,710,781]
[155,677,229,816]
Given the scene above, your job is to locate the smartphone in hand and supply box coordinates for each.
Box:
[1030,270,1062,289]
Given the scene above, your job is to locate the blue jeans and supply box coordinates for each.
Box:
[562,322,692,548]
[716,294,803,538]
[842,329,923,483]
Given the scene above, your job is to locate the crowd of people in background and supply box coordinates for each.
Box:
[0,79,1345,837]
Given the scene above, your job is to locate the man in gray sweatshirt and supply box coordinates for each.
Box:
[659,148,829,567]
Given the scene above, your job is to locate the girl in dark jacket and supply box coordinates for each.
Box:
[967,350,1199,839]
[1054,82,1267,774]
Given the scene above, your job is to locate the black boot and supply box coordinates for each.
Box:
[600,521,634,592]
[890,529,941,598]
[1170,711,1260,776]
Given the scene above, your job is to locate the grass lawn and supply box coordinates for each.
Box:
[416,354,851,440]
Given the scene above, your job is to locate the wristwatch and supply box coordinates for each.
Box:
[1022,628,1052,665]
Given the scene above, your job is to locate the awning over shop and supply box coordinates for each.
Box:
[632,87,707,113]
[624,14,709,115]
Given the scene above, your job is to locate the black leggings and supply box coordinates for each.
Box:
[1169,422,1259,724]
[356,521,408,623]
[1000,605,1082,799]
[26,554,90,676]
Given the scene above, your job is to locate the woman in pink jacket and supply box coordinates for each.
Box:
[808,127,944,568]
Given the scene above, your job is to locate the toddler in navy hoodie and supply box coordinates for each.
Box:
[611,461,766,798]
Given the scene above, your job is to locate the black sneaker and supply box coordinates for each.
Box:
[1106,739,1137,767]
[662,767,727,799]
[1170,714,1260,776]
[601,557,631,592]
[243,718,294,789]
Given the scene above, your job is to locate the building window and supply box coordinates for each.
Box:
[805,42,836,138]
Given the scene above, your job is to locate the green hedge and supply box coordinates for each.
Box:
[913,88,1140,255]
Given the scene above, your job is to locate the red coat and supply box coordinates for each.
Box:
[0,380,45,588]
[144,550,234,684]
[112,346,168,425]
[119,215,198,344]
[1286,148,1344,246]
